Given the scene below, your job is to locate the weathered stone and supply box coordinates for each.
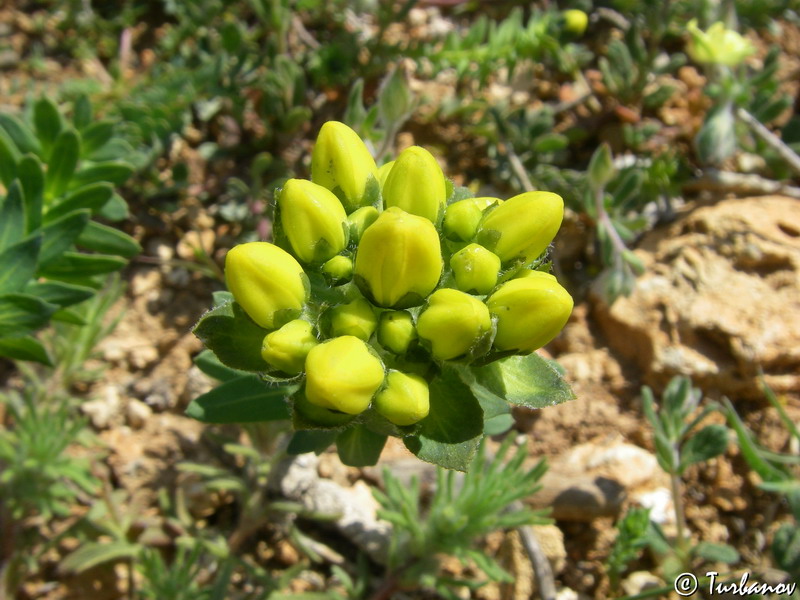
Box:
[594,196,800,399]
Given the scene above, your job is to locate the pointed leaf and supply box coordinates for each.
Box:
[185,375,295,424]
[0,336,52,365]
[0,293,57,337]
[0,113,41,155]
[73,95,93,130]
[33,97,63,158]
[0,128,20,186]
[680,424,729,473]
[193,349,247,382]
[24,280,95,307]
[0,236,41,294]
[693,541,739,564]
[18,154,44,233]
[60,541,139,574]
[287,430,338,456]
[44,182,114,223]
[76,221,141,257]
[0,180,25,251]
[69,161,134,189]
[79,119,115,157]
[404,366,484,471]
[37,209,91,267]
[38,251,127,279]
[51,308,87,325]
[336,425,387,467]
[98,193,129,221]
[45,128,81,200]
[192,301,270,372]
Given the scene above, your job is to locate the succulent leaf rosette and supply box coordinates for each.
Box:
[190,121,575,471]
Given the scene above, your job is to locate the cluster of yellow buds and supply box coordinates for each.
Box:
[222,121,573,430]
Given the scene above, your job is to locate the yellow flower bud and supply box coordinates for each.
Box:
[322,255,353,283]
[354,207,443,308]
[476,191,563,264]
[311,121,378,212]
[377,310,417,354]
[374,371,429,426]
[563,9,588,36]
[416,288,492,360]
[347,206,379,243]
[225,242,308,330]
[382,146,447,223]
[278,179,348,264]
[377,160,395,189]
[305,336,385,415]
[686,20,755,67]
[442,197,500,241]
[261,319,318,374]
[487,272,573,353]
[449,243,501,295]
[329,297,378,341]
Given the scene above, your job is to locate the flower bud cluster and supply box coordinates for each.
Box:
[222,121,573,428]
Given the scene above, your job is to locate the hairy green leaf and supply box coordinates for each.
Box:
[192,301,270,372]
[336,425,387,467]
[185,375,295,423]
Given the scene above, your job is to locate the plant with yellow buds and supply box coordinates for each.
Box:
[190,121,575,471]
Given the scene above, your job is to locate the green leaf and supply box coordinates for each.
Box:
[773,523,800,578]
[37,209,91,267]
[185,375,295,424]
[38,251,127,279]
[69,161,134,189]
[33,98,63,159]
[73,95,93,130]
[18,154,44,234]
[193,349,246,382]
[287,430,338,456]
[192,301,270,372]
[0,293,57,337]
[0,235,41,294]
[44,182,114,223]
[76,221,141,257]
[60,541,140,574]
[695,102,736,166]
[45,128,81,200]
[466,354,575,410]
[51,307,87,325]
[0,180,25,251]
[0,335,52,365]
[692,541,739,564]
[0,113,41,155]
[80,120,115,157]
[680,424,729,472]
[532,133,569,153]
[588,143,615,191]
[404,366,484,471]
[98,193,129,221]
[24,280,95,307]
[336,425,387,467]
[0,128,20,186]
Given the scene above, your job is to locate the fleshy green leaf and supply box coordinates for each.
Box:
[185,375,295,423]
[33,98,63,159]
[73,95,93,130]
[37,209,91,267]
[44,182,114,223]
[24,280,95,307]
[336,425,387,467]
[69,161,134,189]
[773,523,800,578]
[76,221,141,257]
[287,430,338,456]
[45,128,81,200]
[0,293,57,337]
[60,541,140,574]
[18,154,44,234]
[0,336,52,365]
[693,541,739,564]
[38,251,127,279]
[51,308,87,325]
[80,120,115,157]
[98,193,130,222]
[0,113,41,156]
[404,366,484,471]
[0,180,25,251]
[0,128,19,186]
[193,349,246,382]
[0,236,41,294]
[680,424,729,473]
[466,353,575,410]
[192,301,270,372]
